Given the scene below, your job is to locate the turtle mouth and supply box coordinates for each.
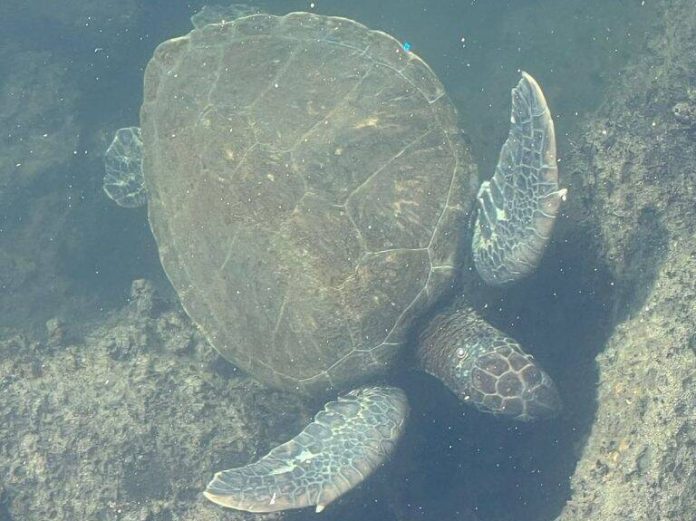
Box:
[466,347,562,421]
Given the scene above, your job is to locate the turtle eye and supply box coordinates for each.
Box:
[456,347,466,359]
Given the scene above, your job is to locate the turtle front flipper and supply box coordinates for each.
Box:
[473,72,567,286]
[103,126,147,208]
[204,386,409,513]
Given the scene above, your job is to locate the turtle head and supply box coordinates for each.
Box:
[418,306,561,422]
[461,342,561,421]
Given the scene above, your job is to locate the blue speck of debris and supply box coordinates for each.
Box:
[402,41,412,52]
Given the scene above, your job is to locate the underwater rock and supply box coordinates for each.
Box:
[672,87,696,128]
[0,43,80,330]
[45,317,66,348]
[128,278,162,318]
[557,0,696,519]
[0,0,142,331]
[0,45,78,206]
[671,98,696,128]
[0,283,304,520]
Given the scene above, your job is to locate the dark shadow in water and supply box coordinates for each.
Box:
[392,222,614,521]
[468,221,614,521]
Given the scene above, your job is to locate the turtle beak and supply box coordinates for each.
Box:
[465,345,561,422]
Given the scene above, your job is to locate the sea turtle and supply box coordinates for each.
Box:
[104,9,567,514]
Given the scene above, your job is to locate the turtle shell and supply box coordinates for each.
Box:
[140,12,477,396]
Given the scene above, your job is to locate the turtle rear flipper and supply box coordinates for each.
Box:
[103,126,147,208]
[473,72,567,286]
[204,386,409,513]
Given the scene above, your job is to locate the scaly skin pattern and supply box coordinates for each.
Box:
[204,386,408,513]
[418,304,560,421]
[472,72,567,286]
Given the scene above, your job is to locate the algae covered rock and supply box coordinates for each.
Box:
[557,0,696,519]
[0,280,304,521]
